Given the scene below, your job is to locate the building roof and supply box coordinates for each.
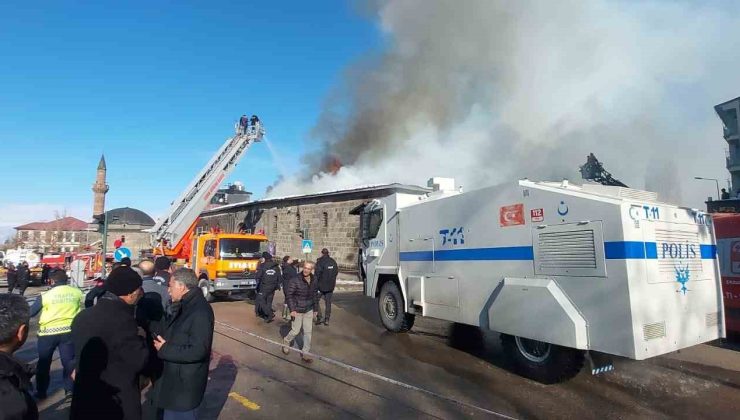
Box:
[106,207,155,226]
[15,217,89,231]
[202,183,431,215]
[98,154,106,170]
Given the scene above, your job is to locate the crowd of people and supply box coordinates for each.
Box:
[0,247,340,419]
[1,256,215,420]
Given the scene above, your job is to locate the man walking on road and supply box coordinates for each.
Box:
[15,262,30,296]
[6,263,18,294]
[70,266,148,420]
[282,261,319,363]
[280,255,297,321]
[152,268,214,420]
[0,294,38,420]
[255,252,282,323]
[315,248,339,326]
[29,269,83,399]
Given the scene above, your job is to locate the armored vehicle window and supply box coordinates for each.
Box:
[362,209,383,240]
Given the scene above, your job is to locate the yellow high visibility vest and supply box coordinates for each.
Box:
[38,285,83,336]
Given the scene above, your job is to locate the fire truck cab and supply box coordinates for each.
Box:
[191,232,269,301]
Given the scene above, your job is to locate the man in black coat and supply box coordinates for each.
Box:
[70,267,148,420]
[315,248,339,326]
[152,268,214,419]
[254,252,282,323]
[0,293,37,420]
[279,256,298,321]
[6,263,18,294]
[15,263,30,296]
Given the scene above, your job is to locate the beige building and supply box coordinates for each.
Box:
[15,217,95,253]
[198,184,429,271]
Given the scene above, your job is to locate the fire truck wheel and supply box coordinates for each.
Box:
[501,334,584,384]
[378,281,415,332]
[198,279,214,303]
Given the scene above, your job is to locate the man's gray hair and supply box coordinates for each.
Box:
[301,260,315,268]
[172,268,199,289]
[0,294,30,345]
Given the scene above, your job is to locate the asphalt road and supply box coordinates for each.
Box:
[15,290,740,419]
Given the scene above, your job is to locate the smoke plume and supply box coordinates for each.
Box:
[268,0,740,207]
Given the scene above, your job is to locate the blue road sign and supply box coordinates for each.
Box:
[114,247,132,262]
[301,239,313,254]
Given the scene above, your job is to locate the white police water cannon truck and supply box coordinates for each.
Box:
[355,177,725,383]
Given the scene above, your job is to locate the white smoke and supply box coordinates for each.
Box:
[268,0,740,207]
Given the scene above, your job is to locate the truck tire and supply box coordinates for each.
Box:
[378,281,415,332]
[501,334,584,384]
[198,279,214,303]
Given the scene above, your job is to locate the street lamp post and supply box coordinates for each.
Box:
[694,177,721,200]
[101,215,119,278]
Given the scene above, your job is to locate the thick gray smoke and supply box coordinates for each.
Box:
[268,0,740,207]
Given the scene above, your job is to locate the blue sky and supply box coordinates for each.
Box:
[0,0,379,233]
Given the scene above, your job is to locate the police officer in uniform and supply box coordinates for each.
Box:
[29,269,83,399]
[315,248,339,326]
[255,252,282,323]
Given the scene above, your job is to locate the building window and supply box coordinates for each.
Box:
[296,212,301,230]
[323,212,329,228]
[274,215,278,231]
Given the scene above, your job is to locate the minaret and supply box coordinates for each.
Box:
[92,155,109,219]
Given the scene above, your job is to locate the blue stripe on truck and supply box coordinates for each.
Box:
[399,246,534,261]
[398,242,717,262]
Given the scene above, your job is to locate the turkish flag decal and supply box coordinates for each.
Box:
[500,204,525,227]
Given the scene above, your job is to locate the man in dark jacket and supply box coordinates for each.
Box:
[40,264,50,286]
[6,263,18,294]
[153,256,172,286]
[152,268,214,419]
[135,260,169,387]
[315,248,339,326]
[15,263,30,296]
[282,261,319,363]
[0,293,37,420]
[279,256,298,321]
[255,252,282,323]
[70,267,148,420]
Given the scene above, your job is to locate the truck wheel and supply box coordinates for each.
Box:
[378,281,415,332]
[501,334,584,384]
[198,279,214,303]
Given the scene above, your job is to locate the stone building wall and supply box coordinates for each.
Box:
[199,198,365,270]
[105,225,153,260]
[199,185,430,272]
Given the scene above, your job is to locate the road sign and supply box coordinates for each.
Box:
[301,239,313,254]
[114,247,132,262]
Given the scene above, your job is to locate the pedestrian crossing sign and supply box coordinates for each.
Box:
[302,239,313,254]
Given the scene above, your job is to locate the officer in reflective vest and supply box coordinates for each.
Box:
[29,269,83,399]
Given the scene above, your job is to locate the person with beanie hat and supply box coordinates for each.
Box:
[70,267,148,419]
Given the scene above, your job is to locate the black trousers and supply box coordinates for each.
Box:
[255,287,276,319]
[37,332,75,394]
[317,291,333,321]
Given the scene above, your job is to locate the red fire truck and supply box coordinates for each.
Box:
[712,213,740,338]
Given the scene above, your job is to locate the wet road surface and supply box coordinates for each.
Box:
[17,290,740,419]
